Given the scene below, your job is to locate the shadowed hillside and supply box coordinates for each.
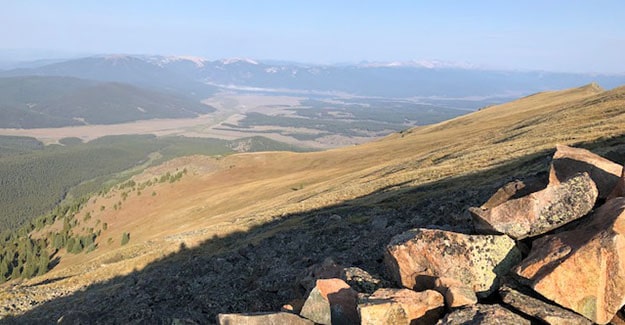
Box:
[1,83,625,323]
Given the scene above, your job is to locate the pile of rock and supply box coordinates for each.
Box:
[218,145,625,324]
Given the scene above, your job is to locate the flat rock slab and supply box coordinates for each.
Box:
[299,278,359,325]
[514,197,625,324]
[470,172,597,239]
[385,228,521,298]
[358,288,444,325]
[436,304,530,325]
[499,285,591,325]
[551,144,622,198]
[479,176,547,209]
[217,312,313,325]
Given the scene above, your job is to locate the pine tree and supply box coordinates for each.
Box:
[0,258,8,282]
[121,232,130,246]
[37,251,50,276]
[10,263,20,279]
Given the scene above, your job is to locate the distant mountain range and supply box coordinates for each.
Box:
[2,55,625,101]
[0,76,215,128]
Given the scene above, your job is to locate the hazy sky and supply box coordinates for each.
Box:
[1,1,624,73]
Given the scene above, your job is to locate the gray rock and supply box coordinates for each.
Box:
[437,304,531,325]
[217,312,313,325]
[499,285,591,325]
[298,257,343,293]
[370,215,388,230]
[341,267,390,294]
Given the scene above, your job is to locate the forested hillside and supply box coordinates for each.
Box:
[0,76,216,128]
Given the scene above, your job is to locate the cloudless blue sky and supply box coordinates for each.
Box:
[1,1,624,73]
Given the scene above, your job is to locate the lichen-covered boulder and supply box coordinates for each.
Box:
[358,288,444,325]
[385,228,521,298]
[514,197,625,324]
[469,172,597,239]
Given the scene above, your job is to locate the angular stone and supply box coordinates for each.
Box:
[436,304,531,325]
[499,285,591,325]
[385,228,521,298]
[514,197,625,324]
[298,257,344,293]
[281,299,305,314]
[479,176,547,209]
[444,286,479,308]
[217,312,313,325]
[341,266,390,294]
[608,164,625,200]
[550,144,622,199]
[299,278,359,325]
[433,277,478,308]
[469,172,598,239]
[358,288,444,325]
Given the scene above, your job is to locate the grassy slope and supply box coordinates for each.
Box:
[4,83,625,317]
[0,135,309,233]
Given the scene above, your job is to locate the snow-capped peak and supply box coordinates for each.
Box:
[150,55,208,68]
[220,58,259,65]
[358,60,476,69]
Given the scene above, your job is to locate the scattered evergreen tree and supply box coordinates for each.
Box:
[121,232,130,246]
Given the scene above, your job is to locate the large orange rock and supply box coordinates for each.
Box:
[299,278,359,325]
[550,144,622,199]
[385,228,521,298]
[514,197,625,324]
[358,288,444,325]
[470,172,598,239]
